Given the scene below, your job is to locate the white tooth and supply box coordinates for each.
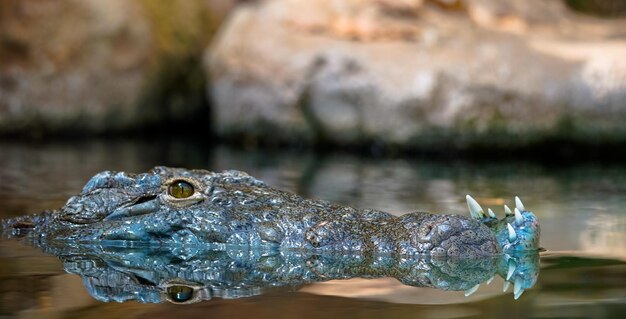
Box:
[487,208,496,218]
[464,284,480,296]
[486,275,495,285]
[502,281,511,292]
[515,196,525,211]
[507,223,517,243]
[504,205,513,216]
[514,277,523,299]
[506,259,517,280]
[514,288,525,300]
[466,195,485,219]
[514,208,523,225]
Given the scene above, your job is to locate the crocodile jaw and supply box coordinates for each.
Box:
[465,195,541,253]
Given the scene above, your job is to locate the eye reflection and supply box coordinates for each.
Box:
[168,180,194,199]
[167,285,195,303]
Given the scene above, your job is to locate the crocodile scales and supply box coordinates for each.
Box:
[2,167,541,258]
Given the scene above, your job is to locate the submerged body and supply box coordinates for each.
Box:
[3,167,540,258]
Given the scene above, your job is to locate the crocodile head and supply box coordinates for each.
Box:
[3,167,253,246]
[465,195,541,253]
[43,166,279,246]
[4,167,540,256]
[58,167,217,225]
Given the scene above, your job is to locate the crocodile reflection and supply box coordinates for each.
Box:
[46,245,539,304]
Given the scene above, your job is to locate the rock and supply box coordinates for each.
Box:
[0,0,229,137]
[206,0,626,149]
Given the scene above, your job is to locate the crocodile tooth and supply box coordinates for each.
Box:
[503,281,511,292]
[504,205,513,216]
[464,284,480,296]
[513,277,524,299]
[514,208,523,225]
[506,258,517,280]
[487,208,496,218]
[466,195,485,219]
[507,223,517,243]
[486,275,495,285]
[515,196,525,211]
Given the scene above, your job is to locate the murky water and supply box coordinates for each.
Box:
[0,140,624,318]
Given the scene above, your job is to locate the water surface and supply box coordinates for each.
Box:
[0,140,624,318]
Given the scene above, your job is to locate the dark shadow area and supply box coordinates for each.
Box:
[565,0,626,17]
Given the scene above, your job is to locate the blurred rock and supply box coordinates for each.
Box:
[0,0,229,137]
[207,0,626,149]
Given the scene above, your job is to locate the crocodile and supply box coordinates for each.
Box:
[2,167,540,259]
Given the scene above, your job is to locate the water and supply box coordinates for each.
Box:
[0,140,624,318]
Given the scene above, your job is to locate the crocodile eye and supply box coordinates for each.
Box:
[168,180,194,198]
[166,285,194,303]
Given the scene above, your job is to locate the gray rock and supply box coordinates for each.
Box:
[206,0,626,148]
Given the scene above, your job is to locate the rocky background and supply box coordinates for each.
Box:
[1,0,625,153]
[0,0,234,137]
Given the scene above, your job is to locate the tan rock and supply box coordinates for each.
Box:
[207,0,626,148]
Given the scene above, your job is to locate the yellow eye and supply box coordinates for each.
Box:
[166,285,194,303]
[168,180,194,198]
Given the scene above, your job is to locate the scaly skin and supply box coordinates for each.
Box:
[2,167,540,259]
